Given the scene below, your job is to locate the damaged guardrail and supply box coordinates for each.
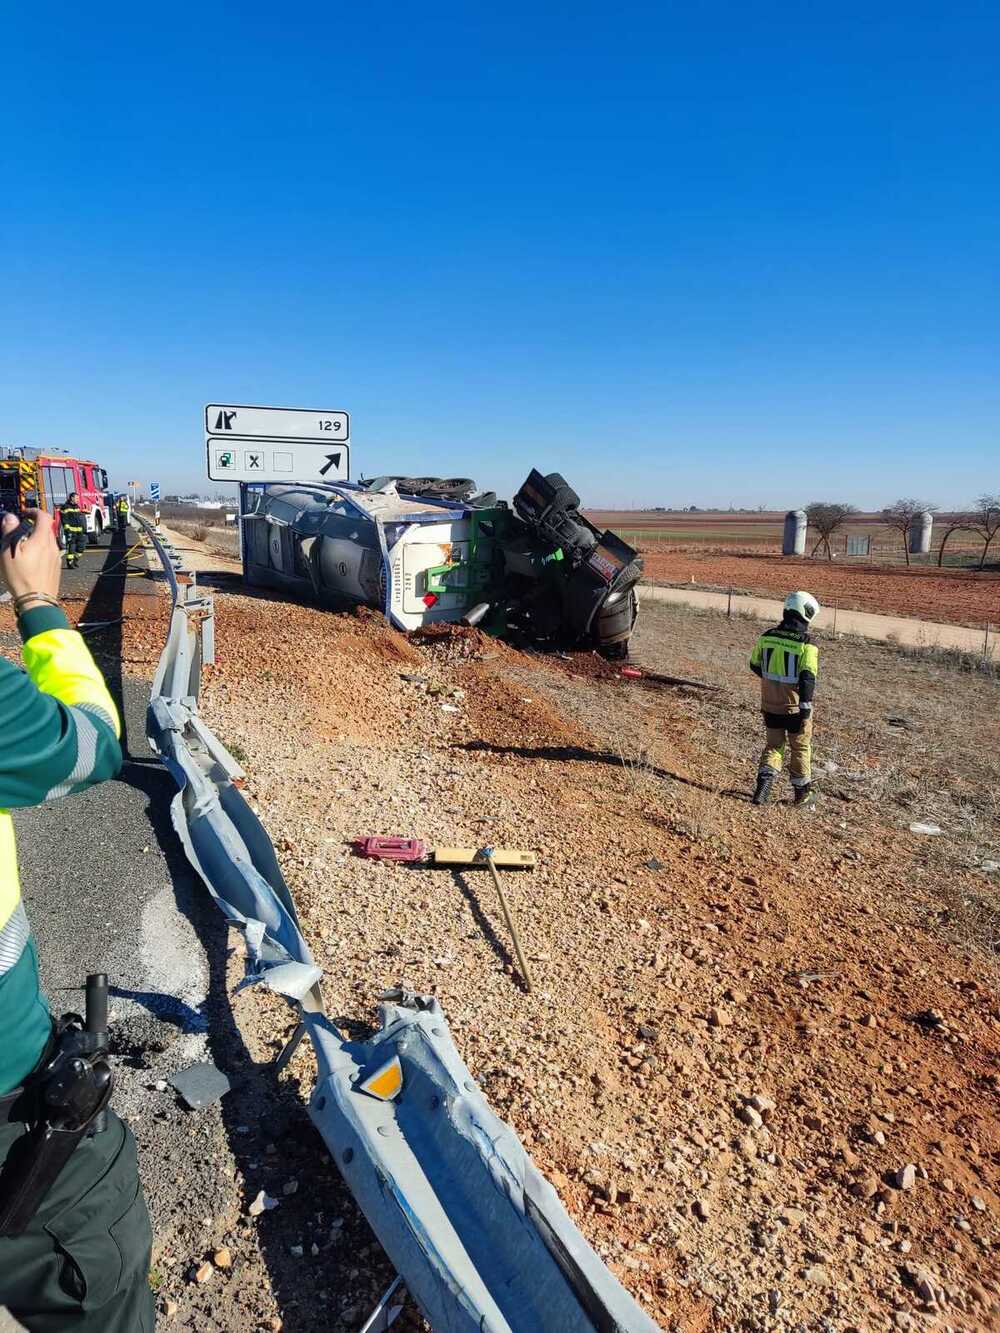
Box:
[135,514,662,1332]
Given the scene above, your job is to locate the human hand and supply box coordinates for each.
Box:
[0,510,62,607]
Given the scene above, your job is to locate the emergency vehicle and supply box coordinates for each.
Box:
[0,447,112,539]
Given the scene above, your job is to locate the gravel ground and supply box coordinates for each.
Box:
[191,583,999,1332]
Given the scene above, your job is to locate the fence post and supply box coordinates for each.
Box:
[833,602,838,636]
[727,588,733,618]
[986,622,992,661]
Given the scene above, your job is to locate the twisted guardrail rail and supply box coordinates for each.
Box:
[134,513,662,1333]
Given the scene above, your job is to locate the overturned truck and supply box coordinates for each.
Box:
[240,469,642,656]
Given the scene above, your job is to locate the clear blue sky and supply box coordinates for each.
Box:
[2,2,997,508]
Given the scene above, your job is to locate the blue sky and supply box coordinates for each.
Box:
[2,2,997,507]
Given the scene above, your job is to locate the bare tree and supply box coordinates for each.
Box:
[937,513,973,567]
[804,501,859,560]
[880,498,938,566]
[966,494,1000,569]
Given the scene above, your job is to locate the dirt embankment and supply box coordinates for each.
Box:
[192,589,999,1332]
[641,550,1000,629]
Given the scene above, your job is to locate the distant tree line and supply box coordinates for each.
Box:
[801,495,1000,568]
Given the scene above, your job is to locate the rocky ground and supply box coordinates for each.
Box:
[185,580,999,1332]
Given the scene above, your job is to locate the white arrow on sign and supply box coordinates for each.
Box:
[205,404,350,442]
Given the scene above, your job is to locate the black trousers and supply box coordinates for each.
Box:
[63,531,86,565]
[0,1110,155,1332]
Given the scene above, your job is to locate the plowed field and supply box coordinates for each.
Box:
[641,550,1000,628]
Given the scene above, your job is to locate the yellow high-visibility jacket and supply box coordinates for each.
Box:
[0,607,121,1093]
[749,619,819,716]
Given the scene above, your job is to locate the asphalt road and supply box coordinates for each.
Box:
[6,524,249,1321]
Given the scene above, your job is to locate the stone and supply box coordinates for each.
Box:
[778,1206,806,1226]
[739,1105,764,1130]
[708,1006,731,1028]
[289,1244,303,1258]
[163,1299,179,1317]
[850,1173,880,1199]
[971,1195,987,1212]
[194,1262,213,1284]
[693,1198,711,1222]
[213,1247,232,1269]
[248,1190,278,1216]
[282,1179,299,1196]
[894,1164,917,1191]
[749,1093,776,1114]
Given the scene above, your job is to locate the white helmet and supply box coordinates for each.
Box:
[784,590,820,622]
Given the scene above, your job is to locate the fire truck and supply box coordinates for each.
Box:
[0,447,112,540]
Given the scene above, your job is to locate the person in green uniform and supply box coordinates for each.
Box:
[58,493,87,569]
[0,509,155,1333]
[115,494,129,536]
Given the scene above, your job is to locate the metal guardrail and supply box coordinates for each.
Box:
[135,514,662,1333]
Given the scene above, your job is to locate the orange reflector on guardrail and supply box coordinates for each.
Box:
[359,1055,403,1101]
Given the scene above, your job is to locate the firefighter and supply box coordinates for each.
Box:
[59,492,87,569]
[0,510,154,1331]
[115,493,129,534]
[749,590,820,807]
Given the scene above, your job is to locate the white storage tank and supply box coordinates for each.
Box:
[783,509,807,556]
[908,510,934,555]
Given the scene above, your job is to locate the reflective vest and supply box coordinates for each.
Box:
[750,625,819,715]
[0,611,121,1093]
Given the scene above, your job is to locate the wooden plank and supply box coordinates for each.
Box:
[432,846,536,869]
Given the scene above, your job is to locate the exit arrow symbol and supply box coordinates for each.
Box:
[319,452,341,477]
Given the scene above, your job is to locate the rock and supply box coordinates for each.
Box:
[908,822,942,836]
[154,1080,168,1093]
[739,1104,764,1130]
[708,1006,731,1028]
[850,1173,880,1199]
[194,1262,213,1284]
[213,1247,232,1269]
[804,1264,828,1284]
[248,1190,278,1216]
[269,1319,283,1331]
[163,1298,179,1317]
[894,1164,917,1191]
[971,1194,987,1211]
[282,1178,299,1196]
[778,1206,806,1226]
[289,1244,303,1258]
[693,1198,711,1222]
[749,1093,775,1114]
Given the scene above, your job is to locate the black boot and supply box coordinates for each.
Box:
[752,773,775,805]
[793,783,814,807]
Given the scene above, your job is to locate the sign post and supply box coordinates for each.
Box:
[150,481,161,529]
[205,404,350,484]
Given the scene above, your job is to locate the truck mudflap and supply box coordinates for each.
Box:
[306,991,662,1333]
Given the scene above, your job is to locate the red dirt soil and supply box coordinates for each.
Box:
[641,551,1000,628]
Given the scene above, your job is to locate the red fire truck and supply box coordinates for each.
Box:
[0,447,112,540]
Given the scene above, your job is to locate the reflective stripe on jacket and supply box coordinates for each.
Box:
[0,607,122,1093]
[60,503,86,533]
[749,621,819,715]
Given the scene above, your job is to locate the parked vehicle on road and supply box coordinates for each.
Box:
[0,446,112,541]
